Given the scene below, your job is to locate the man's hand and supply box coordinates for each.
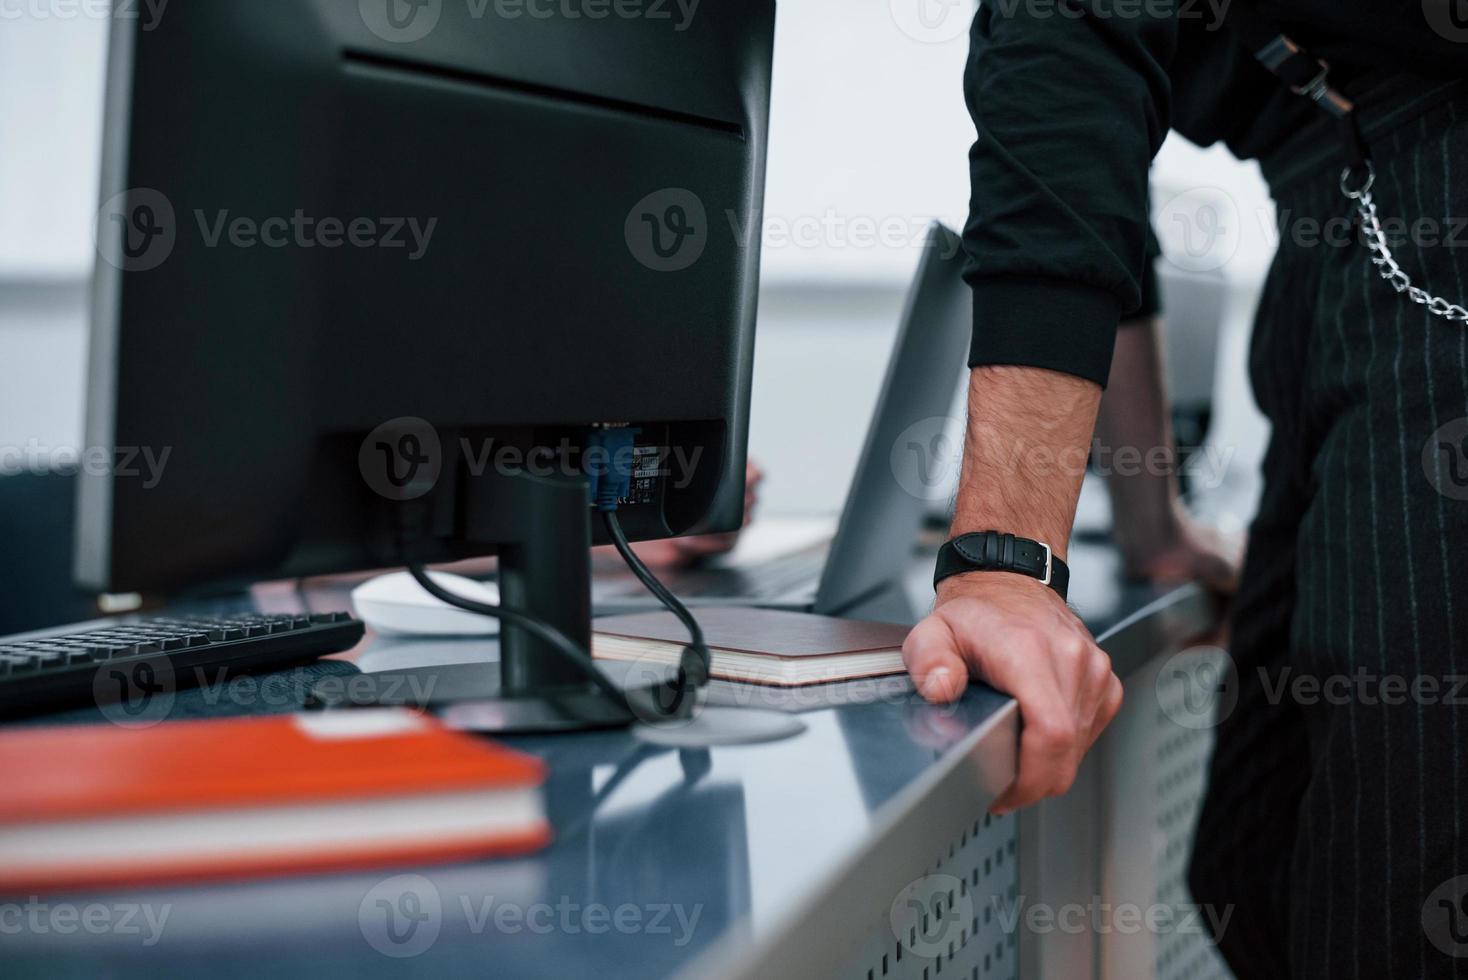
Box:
[662,461,764,563]
[903,574,1122,814]
[1117,502,1242,595]
[629,461,763,569]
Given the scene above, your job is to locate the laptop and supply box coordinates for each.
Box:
[593,222,972,617]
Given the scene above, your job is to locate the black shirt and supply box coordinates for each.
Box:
[961,0,1468,387]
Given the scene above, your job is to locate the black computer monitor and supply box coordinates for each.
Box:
[77,1,775,729]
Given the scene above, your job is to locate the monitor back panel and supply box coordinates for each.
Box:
[80,1,774,592]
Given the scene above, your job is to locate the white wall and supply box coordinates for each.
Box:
[0,9,109,463]
[0,10,109,279]
[760,1,976,286]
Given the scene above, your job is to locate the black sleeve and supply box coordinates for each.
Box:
[961,1,1178,387]
[1130,221,1164,323]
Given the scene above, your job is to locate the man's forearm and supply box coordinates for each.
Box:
[1092,316,1182,559]
[948,366,1103,571]
[1089,316,1241,590]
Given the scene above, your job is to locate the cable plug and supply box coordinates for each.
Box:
[586,426,641,512]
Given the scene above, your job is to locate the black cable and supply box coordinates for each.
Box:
[599,510,711,689]
[404,562,632,711]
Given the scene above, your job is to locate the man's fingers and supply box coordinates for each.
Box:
[1088,670,1125,748]
[1200,552,1241,596]
[994,652,1120,813]
[991,704,1081,814]
[909,582,1127,816]
[985,651,1080,814]
[902,617,970,704]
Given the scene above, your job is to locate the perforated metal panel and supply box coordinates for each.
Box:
[1101,646,1233,980]
[839,812,1019,980]
[1150,650,1232,980]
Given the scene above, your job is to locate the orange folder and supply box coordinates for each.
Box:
[0,709,550,892]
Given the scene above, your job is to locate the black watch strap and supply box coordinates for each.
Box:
[934,531,1070,600]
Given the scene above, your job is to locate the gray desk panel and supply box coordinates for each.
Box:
[0,539,1218,980]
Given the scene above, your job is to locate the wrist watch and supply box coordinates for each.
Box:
[934,531,1070,601]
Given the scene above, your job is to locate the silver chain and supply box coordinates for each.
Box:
[1341,162,1468,324]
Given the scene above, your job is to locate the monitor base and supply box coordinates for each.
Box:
[633,706,806,747]
[305,660,692,734]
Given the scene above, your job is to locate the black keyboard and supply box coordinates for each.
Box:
[0,613,364,716]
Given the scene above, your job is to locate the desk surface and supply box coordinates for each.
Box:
[0,534,1216,980]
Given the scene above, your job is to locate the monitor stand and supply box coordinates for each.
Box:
[309,467,684,733]
[310,465,802,744]
[306,659,676,732]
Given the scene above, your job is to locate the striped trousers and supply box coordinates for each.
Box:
[1187,94,1468,978]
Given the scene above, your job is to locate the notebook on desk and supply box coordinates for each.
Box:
[592,607,911,688]
[0,709,549,892]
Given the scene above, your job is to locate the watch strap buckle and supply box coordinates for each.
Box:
[934,530,1069,600]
